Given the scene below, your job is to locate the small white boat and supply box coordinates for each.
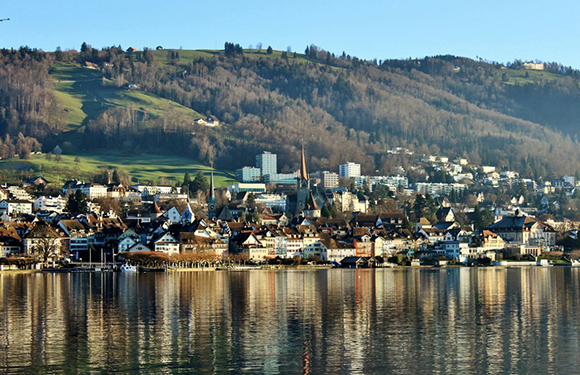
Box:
[120,263,138,273]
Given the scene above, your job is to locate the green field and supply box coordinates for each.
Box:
[497,67,562,85]
[0,153,236,187]
[50,63,203,130]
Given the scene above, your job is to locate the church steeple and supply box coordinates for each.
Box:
[296,142,311,213]
[300,142,309,188]
[209,166,215,201]
[208,165,217,219]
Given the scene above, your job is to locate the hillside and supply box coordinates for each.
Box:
[0,152,236,187]
[1,45,580,183]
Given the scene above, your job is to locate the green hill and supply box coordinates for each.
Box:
[50,63,203,130]
[1,45,580,183]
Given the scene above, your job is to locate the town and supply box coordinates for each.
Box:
[0,146,578,270]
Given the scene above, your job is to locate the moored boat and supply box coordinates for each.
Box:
[120,263,138,273]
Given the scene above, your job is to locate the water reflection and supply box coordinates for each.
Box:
[0,268,580,373]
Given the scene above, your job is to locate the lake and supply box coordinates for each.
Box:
[1,267,580,374]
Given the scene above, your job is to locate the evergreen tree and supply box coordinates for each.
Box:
[66,190,89,214]
[190,172,209,195]
[267,46,273,54]
[183,172,191,186]
[321,204,331,218]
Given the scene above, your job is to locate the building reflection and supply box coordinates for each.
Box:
[1,268,580,372]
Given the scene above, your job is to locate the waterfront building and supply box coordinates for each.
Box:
[487,215,556,247]
[152,232,180,255]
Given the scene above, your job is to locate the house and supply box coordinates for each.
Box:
[297,224,322,259]
[151,232,180,255]
[194,115,221,127]
[126,243,151,252]
[22,222,63,259]
[414,217,432,232]
[487,215,556,247]
[163,206,181,224]
[58,219,93,260]
[283,227,303,258]
[340,256,378,268]
[26,176,49,187]
[126,47,138,53]
[180,232,227,256]
[373,235,394,257]
[477,230,505,251]
[230,232,267,260]
[436,207,455,223]
[319,233,356,263]
[353,234,374,257]
[118,236,138,253]
[0,225,22,257]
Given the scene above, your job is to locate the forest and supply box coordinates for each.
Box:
[1,44,580,180]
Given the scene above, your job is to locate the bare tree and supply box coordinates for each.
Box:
[33,237,61,265]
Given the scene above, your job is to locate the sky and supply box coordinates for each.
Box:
[2,0,580,68]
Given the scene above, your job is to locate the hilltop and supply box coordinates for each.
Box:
[0,44,580,184]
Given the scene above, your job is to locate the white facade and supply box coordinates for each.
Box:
[76,183,108,199]
[321,171,339,189]
[130,184,178,196]
[6,186,32,200]
[153,233,180,255]
[415,183,467,196]
[339,162,361,178]
[0,200,33,215]
[35,196,66,213]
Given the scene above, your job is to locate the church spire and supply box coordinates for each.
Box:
[209,165,215,201]
[300,142,308,188]
[208,164,217,220]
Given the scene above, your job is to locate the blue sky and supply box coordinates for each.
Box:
[2,0,579,68]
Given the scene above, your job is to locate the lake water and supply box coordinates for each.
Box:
[1,267,580,374]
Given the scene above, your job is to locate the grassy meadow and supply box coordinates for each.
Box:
[50,63,202,130]
[0,153,236,187]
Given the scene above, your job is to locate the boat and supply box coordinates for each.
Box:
[120,263,138,273]
[231,265,261,271]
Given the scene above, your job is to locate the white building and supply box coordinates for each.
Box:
[130,184,179,197]
[34,196,66,213]
[339,162,361,178]
[321,171,339,189]
[76,183,108,199]
[6,186,32,200]
[0,199,33,215]
[256,151,277,177]
[415,183,467,196]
